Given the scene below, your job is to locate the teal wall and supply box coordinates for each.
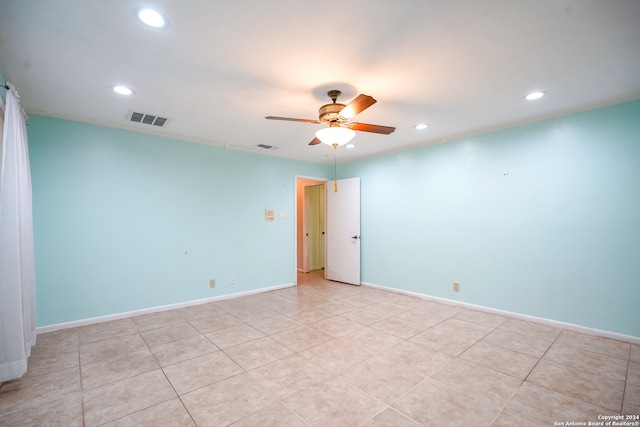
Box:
[341,100,640,337]
[28,116,328,326]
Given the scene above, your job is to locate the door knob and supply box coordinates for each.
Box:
[351,235,360,240]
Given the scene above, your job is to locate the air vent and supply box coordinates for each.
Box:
[128,111,169,127]
[255,144,279,150]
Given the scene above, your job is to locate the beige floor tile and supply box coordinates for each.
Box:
[367,301,411,316]
[230,402,307,427]
[162,351,243,395]
[459,340,539,380]
[623,383,640,414]
[224,336,295,370]
[81,348,158,390]
[248,354,330,399]
[0,393,83,427]
[345,354,425,404]
[527,358,624,411]
[499,318,561,342]
[181,372,277,426]
[188,313,244,333]
[342,291,388,308]
[0,367,81,415]
[482,328,553,358]
[101,398,195,427]
[248,314,302,336]
[227,307,278,323]
[370,316,427,339]
[272,325,334,352]
[282,377,387,426]
[34,328,78,351]
[283,306,333,323]
[265,301,305,316]
[454,309,507,328]
[298,338,373,374]
[309,315,365,338]
[79,332,147,365]
[204,323,265,349]
[23,346,79,379]
[175,302,225,321]
[313,299,358,314]
[410,325,483,356]
[431,359,522,407]
[503,382,607,425]
[140,321,201,347]
[387,293,425,309]
[381,340,453,377]
[490,411,538,427]
[555,330,630,360]
[132,310,184,331]
[339,327,403,355]
[340,307,391,326]
[83,369,176,427]
[77,319,137,345]
[627,361,640,386]
[149,334,219,367]
[392,377,500,426]
[361,407,422,427]
[544,343,628,381]
[631,344,640,364]
[395,308,454,327]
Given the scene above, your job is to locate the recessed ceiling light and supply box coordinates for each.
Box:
[346,143,355,149]
[113,85,134,95]
[137,8,167,28]
[414,123,428,130]
[525,91,546,101]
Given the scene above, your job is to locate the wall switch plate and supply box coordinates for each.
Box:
[265,209,275,222]
[453,281,460,292]
[210,279,216,288]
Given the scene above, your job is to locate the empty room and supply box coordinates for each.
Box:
[1,1,639,426]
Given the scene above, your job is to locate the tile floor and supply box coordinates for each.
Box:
[1,270,638,426]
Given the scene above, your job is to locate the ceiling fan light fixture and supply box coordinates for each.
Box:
[315,126,356,147]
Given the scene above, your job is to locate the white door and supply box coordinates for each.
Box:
[325,178,361,285]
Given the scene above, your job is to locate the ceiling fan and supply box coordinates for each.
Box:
[265,90,395,147]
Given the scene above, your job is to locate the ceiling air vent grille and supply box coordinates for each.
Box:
[256,144,278,150]
[128,111,169,127]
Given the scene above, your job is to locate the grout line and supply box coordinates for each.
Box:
[621,344,631,414]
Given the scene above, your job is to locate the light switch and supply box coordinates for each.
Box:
[265,209,275,222]
[279,211,287,219]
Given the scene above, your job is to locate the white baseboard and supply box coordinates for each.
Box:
[361,281,640,344]
[36,283,296,334]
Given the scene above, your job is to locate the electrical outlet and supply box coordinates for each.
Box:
[453,281,460,292]
[209,279,215,288]
[230,276,235,285]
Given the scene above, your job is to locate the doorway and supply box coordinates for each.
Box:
[296,178,326,276]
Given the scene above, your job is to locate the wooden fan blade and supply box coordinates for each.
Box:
[309,137,322,146]
[265,116,321,124]
[338,94,376,119]
[348,122,396,135]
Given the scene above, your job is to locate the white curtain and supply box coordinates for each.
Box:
[0,83,36,382]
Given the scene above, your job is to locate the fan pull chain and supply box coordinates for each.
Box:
[333,144,338,192]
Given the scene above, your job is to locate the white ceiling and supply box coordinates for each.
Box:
[1,0,639,164]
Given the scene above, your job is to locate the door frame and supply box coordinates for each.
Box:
[295,175,327,285]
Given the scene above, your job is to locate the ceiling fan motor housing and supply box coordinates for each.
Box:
[318,103,346,124]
